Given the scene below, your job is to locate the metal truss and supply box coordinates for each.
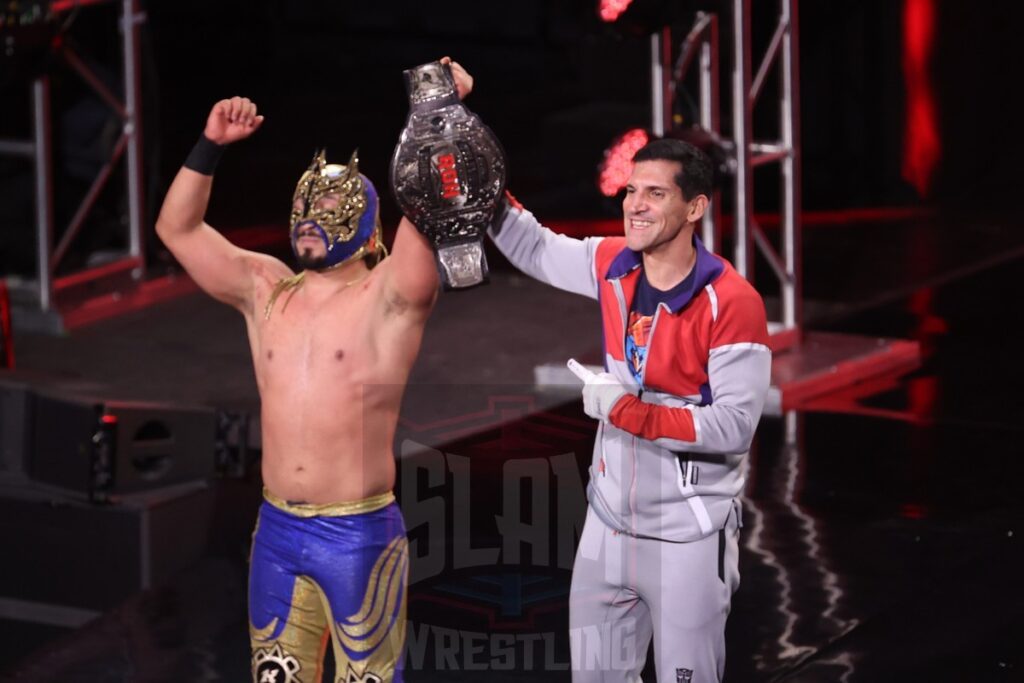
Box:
[0,0,146,329]
[651,0,802,339]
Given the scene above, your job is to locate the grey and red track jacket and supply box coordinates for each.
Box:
[490,204,771,541]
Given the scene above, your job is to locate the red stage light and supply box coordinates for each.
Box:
[598,128,649,197]
[902,0,939,196]
[899,503,929,520]
[598,0,634,23]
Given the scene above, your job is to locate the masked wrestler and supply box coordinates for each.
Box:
[155,59,473,683]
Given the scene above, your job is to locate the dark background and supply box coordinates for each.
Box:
[1,0,1022,275]
[3,3,1024,679]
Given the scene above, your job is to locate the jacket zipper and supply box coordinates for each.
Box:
[611,277,637,528]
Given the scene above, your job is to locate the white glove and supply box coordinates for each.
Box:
[567,359,628,422]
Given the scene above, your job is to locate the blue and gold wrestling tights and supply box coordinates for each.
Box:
[249,490,408,683]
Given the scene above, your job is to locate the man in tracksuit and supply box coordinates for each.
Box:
[489,139,771,682]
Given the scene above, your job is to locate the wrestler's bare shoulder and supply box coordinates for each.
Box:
[249,254,296,290]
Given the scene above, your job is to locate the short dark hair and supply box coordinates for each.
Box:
[632,138,713,200]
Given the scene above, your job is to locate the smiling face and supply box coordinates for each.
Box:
[622,159,703,254]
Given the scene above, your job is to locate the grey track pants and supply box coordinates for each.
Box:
[569,505,741,682]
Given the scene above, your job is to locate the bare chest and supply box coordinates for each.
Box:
[251,288,379,390]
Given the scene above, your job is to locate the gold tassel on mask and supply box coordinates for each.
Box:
[264,272,306,320]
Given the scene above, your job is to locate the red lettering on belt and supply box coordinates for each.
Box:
[435,153,461,199]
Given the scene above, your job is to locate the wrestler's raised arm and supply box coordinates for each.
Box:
[382,58,474,314]
[156,97,285,314]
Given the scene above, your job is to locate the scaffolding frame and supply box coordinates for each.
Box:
[0,0,146,325]
[637,0,924,412]
[651,0,801,343]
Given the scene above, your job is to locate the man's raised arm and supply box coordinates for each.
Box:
[156,96,274,314]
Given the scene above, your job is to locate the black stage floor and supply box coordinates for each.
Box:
[2,210,1023,681]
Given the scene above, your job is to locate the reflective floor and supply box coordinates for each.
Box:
[2,216,1023,681]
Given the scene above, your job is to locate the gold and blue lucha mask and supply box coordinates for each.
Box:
[289,149,383,271]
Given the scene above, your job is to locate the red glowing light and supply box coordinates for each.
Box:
[598,0,634,23]
[598,128,650,197]
[900,503,929,520]
[902,0,940,196]
[101,414,118,425]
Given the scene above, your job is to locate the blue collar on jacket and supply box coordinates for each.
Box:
[604,234,724,314]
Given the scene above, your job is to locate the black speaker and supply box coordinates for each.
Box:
[0,378,32,476]
[0,481,216,612]
[29,391,218,498]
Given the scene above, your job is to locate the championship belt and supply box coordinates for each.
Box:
[389,61,507,289]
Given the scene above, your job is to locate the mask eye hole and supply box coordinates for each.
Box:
[314,195,340,211]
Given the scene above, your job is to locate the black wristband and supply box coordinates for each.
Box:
[183,134,225,176]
